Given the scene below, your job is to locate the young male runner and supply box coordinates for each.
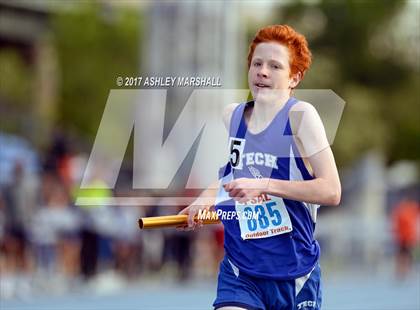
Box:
[179,25,341,310]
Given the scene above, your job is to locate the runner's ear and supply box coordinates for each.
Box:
[289,71,302,89]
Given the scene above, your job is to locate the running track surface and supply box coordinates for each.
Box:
[2,272,419,310]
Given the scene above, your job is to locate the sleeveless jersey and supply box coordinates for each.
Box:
[215,97,320,280]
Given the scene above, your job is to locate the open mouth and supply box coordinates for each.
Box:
[254,83,271,89]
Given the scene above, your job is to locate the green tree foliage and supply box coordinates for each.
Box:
[274,0,419,166]
[0,50,32,105]
[0,50,33,133]
[52,3,141,140]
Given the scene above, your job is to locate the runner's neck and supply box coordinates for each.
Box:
[248,94,291,132]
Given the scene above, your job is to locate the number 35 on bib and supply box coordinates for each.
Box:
[235,195,293,240]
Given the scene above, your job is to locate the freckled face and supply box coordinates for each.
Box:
[248,42,295,100]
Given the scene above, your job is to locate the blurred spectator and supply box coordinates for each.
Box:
[163,205,195,281]
[43,132,68,175]
[141,203,165,273]
[391,199,420,280]
[2,160,39,275]
[0,133,39,187]
[31,175,81,278]
[112,204,143,280]
[76,178,113,279]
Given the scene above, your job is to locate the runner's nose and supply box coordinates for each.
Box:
[257,64,269,78]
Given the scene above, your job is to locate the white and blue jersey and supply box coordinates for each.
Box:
[215,97,320,280]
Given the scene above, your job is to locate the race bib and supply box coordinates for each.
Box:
[235,194,293,240]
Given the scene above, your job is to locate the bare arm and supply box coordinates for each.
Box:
[266,147,341,206]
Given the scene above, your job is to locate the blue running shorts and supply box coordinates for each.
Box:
[213,256,322,310]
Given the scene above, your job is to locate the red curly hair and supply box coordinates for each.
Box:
[247,25,312,77]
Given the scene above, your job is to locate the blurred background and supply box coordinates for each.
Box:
[0,0,419,309]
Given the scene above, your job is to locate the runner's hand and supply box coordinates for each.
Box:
[177,204,210,231]
[224,178,270,203]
